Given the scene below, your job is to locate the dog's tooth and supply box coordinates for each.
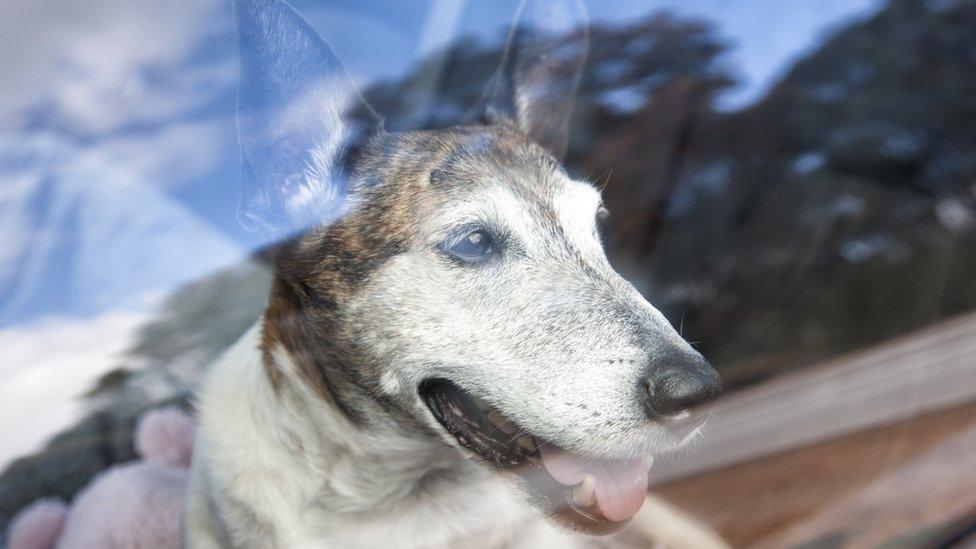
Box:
[571,475,597,508]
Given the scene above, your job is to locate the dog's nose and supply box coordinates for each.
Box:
[643,351,722,418]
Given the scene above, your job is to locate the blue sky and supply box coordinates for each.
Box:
[1,0,883,238]
[296,0,881,107]
[0,0,882,322]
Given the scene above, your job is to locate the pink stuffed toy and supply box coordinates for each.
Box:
[7,407,195,549]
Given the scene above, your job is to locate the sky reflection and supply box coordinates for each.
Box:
[0,0,881,324]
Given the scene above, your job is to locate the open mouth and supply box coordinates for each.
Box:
[419,379,653,535]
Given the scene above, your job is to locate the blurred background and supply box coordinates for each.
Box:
[1,0,975,546]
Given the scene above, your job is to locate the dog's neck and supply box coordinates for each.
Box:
[190,322,575,548]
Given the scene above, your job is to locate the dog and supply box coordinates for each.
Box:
[183,0,722,546]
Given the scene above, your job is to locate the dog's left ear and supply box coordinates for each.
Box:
[478,0,588,159]
[234,0,382,237]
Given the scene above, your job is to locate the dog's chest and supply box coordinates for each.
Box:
[265,470,585,548]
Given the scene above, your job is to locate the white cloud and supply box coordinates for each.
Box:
[96,117,233,186]
[0,311,146,468]
[0,175,37,291]
[0,0,228,135]
[0,134,246,322]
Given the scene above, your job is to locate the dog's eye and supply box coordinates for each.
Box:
[447,230,494,263]
[596,206,610,221]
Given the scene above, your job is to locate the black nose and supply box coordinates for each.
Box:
[643,351,722,417]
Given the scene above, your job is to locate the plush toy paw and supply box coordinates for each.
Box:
[7,407,195,549]
[54,461,188,548]
[7,499,67,549]
[135,405,196,468]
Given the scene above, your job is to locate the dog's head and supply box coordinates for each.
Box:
[236,0,721,535]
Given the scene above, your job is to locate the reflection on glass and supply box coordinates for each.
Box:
[1,0,975,547]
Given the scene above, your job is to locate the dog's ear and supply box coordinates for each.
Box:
[234,0,381,236]
[478,0,588,159]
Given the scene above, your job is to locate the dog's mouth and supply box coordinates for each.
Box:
[419,379,652,535]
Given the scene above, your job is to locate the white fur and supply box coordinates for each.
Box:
[184,325,590,548]
[554,179,604,255]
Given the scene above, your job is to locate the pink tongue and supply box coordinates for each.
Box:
[538,445,650,523]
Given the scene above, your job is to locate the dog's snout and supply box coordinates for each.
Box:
[643,352,722,418]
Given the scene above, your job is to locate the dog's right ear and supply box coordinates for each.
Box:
[234,0,381,237]
[477,0,588,159]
